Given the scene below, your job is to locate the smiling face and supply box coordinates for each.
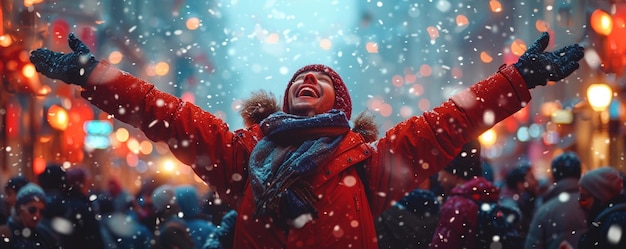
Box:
[287,71,336,117]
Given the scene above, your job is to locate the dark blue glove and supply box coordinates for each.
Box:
[29,33,99,86]
[514,32,584,89]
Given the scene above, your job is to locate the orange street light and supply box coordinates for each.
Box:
[587,83,613,112]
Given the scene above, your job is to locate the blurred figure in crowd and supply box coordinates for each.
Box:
[202,209,238,249]
[524,152,587,249]
[0,183,61,248]
[150,184,194,249]
[37,164,70,244]
[500,160,539,237]
[98,192,152,249]
[375,188,440,249]
[430,140,516,249]
[1,175,30,225]
[576,167,626,248]
[107,177,133,213]
[135,175,167,232]
[201,188,234,226]
[64,167,104,249]
[175,185,217,249]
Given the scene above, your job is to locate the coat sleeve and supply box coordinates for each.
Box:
[81,60,251,205]
[368,64,531,215]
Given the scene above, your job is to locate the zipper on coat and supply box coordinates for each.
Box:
[353,194,361,211]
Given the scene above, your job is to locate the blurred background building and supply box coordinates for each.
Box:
[1,0,625,193]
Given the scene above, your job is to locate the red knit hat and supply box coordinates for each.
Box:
[283,64,352,119]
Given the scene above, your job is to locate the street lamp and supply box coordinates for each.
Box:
[587,83,613,112]
[586,83,613,170]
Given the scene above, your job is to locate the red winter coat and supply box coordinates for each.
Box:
[81,61,530,248]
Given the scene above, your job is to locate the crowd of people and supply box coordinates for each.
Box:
[1,150,625,249]
[1,28,622,248]
[0,164,237,249]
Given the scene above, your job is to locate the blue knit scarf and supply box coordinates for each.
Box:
[249,110,350,225]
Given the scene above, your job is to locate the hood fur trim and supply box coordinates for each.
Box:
[240,91,378,142]
[240,90,280,128]
[351,111,379,143]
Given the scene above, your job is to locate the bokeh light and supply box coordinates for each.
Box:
[535,19,550,32]
[489,0,502,13]
[115,128,130,143]
[591,9,613,36]
[366,42,378,53]
[456,15,469,27]
[426,26,439,40]
[154,62,170,76]
[108,51,123,64]
[0,35,12,47]
[479,129,497,147]
[22,64,36,78]
[511,39,527,57]
[320,38,332,50]
[186,17,201,30]
[47,105,69,131]
[266,33,280,44]
[480,51,493,63]
[392,75,404,87]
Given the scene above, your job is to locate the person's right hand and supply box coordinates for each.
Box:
[29,33,99,86]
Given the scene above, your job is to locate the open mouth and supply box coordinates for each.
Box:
[297,87,319,98]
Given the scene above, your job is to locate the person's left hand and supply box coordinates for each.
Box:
[29,33,99,86]
[514,32,584,89]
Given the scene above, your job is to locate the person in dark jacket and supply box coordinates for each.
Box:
[524,152,587,249]
[499,160,539,237]
[0,175,29,225]
[37,164,71,245]
[30,31,583,248]
[0,183,61,248]
[175,185,217,249]
[97,192,152,249]
[64,167,105,249]
[576,167,626,249]
[375,188,440,249]
[202,209,237,249]
[150,184,195,249]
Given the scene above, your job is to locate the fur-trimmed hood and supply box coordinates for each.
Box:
[239,90,378,142]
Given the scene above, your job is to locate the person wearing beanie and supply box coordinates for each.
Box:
[175,185,217,249]
[430,140,506,249]
[499,160,539,237]
[576,167,626,249]
[30,30,583,248]
[0,183,61,248]
[375,188,440,249]
[150,184,196,249]
[524,152,587,249]
[1,175,29,225]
